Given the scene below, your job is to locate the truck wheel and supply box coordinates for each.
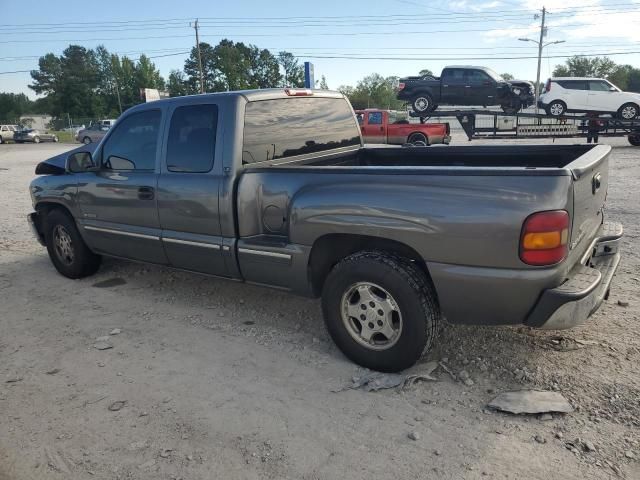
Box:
[501,98,522,115]
[33,136,41,144]
[412,94,435,114]
[82,136,92,145]
[44,209,101,279]
[628,134,640,146]
[546,100,566,116]
[321,251,440,372]
[618,103,639,120]
[408,132,428,145]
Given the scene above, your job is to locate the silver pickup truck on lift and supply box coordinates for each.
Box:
[28,88,622,372]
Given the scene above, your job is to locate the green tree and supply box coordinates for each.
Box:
[319,75,329,90]
[419,69,434,77]
[553,56,617,78]
[0,93,34,122]
[342,73,404,110]
[136,54,165,90]
[168,69,191,97]
[30,45,102,117]
[278,51,304,87]
[184,42,222,93]
[249,46,282,88]
[501,73,514,80]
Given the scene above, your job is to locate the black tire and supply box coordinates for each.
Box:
[618,103,639,120]
[52,135,59,143]
[33,136,40,144]
[82,136,92,145]
[44,209,101,279]
[321,251,441,372]
[501,98,522,115]
[411,94,435,114]
[628,134,640,147]
[407,132,429,145]
[0,135,3,144]
[545,100,567,117]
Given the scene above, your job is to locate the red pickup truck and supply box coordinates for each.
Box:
[356,109,451,145]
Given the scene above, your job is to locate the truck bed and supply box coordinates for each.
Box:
[301,144,597,170]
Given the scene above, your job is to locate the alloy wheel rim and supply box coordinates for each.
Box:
[341,282,403,350]
[550,103,564,115]
[622,106,637,119]
[415,97,429,111]
[53,225,74,265]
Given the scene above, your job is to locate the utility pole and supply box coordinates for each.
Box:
[519,7,564,115]
[191,19,205,93]
[113,76,122,114]
[535,7,546,115]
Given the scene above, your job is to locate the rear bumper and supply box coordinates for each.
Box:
[525,221,623,329]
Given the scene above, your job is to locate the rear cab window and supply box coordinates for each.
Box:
[242,97,360,165]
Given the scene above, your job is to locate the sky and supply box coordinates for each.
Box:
[1,0,640,99]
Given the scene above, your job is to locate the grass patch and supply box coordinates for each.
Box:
[51,131,77,143]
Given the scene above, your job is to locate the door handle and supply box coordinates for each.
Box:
[443,84,449,87]
[138,186,154,200]
[465,85,471,88]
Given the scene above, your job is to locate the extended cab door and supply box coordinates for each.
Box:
[440,68,466,104]
[76,108,167,264]
[157,100,227,276]
[361,111,386,144]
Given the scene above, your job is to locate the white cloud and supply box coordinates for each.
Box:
[482,1,640,44]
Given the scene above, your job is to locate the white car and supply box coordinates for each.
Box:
[0,124,19,144]
[539,78,640,120]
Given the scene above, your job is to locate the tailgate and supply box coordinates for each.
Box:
[568,145,610,259]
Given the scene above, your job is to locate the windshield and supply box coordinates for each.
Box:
[483,68,504,81]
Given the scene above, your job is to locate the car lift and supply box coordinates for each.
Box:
[409,110,640,146]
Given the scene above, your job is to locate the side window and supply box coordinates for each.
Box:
[589,81,611,92]
[368,112,383,125]
[467,70,491,83]
[101,109,161,171]
[166,104,218,173]
[558,80,587,90]
[1,126,6,132]
[443,69,464,81]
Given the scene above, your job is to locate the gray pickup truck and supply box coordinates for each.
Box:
[28,89,622,372]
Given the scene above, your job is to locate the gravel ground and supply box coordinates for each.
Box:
[0,138,638,480]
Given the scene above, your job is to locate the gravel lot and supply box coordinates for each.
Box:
[1,139,638,480]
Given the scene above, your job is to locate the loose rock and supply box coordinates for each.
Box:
[535,435,546,444]
[93,342,113,351]
[625,450,635,459]
[488,390,574,414]
[617,300,629,307]
[538,413,553,421]
[45,368,61,375]
[408,431,420,441]
[95,335,110,342]
[110,328,121,335]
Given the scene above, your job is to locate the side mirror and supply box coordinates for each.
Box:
[609,87,617,92]
[66,151,95,173]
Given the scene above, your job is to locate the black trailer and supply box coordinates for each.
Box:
[410,110,640,146]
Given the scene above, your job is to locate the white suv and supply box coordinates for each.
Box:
[539,78,640,120]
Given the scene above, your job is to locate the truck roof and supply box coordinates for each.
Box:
[128,88,345,111]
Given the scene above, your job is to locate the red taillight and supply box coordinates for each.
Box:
[545,79,551,93]
[520,210,569,266]
[398,82,405,91]
[284,88,313,96]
